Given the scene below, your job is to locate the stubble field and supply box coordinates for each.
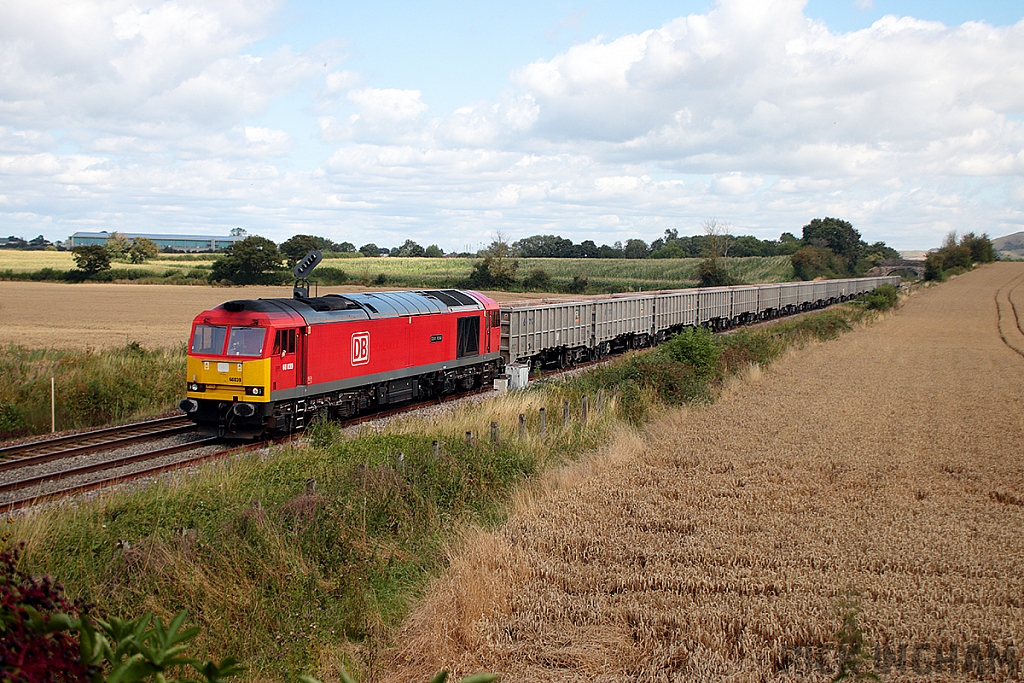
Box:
[386,264,1024,681]
[0,282,555,350]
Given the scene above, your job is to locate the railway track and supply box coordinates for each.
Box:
[0,415,195,465]
[0,389,492,513]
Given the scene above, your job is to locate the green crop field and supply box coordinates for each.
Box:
[0,250,795,292]
[319,254,794,291]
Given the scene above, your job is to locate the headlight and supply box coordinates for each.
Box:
[187,382,205,392]
[245,386,264,396]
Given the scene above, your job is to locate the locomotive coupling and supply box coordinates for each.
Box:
[178,398,199,414]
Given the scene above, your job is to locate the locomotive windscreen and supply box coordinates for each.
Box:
[456,316,480,358]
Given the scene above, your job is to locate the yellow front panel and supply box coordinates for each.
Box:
[186,356,271,402]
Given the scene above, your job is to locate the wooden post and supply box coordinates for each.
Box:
[50,377,55,433]
[581,395,588,425]
[539,407,546,434]
[466,431,473,446]
[597,389,604,412]
[490,421,499,443]
[518,413,526,439]
[432,440,440,457]
[563,400,570,425]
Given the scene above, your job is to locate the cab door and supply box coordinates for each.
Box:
[271,328,300,392]
[484,310,491,353]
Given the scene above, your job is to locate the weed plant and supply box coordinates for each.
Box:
[0,343,185,437]
[9,303,878,680]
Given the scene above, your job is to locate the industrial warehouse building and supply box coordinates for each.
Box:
[68,231,246,253]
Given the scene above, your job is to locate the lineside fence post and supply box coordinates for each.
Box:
[518,414,526,439]
[582,395,588,425]
[490,422,499,443]
[563,400,570,425]
[51,377,55,433]
[466,431,473,446]
[539,408,546,434]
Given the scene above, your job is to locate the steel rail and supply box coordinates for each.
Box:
[0,415,192,461]
[0,425,197,474]
[0,437,221,496]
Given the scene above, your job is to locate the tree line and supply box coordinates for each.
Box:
[12,218,998,288]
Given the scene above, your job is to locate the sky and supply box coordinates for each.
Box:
[1,0,1023,252]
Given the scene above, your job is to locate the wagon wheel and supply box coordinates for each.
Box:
[558,351,568,369]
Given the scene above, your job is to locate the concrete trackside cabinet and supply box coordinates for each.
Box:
[507,363,531,390]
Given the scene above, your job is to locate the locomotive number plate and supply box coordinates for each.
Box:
[430,334,442,343]
[351,332,370,366]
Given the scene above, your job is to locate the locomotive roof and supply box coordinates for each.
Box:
[216,289,485,324]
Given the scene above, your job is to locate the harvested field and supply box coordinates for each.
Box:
[0,282,554,349]
[385,264,1024,682]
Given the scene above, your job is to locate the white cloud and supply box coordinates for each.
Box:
[2,0,1024,250]
[711,172,764,195]
[347,88,428,122]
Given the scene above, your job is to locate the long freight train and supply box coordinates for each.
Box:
[178,276,899,437]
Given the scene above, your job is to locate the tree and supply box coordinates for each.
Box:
[466,234,518,289]
[394,239,426,257]
[513,234,575,258]
[960,232,995,263]
[127,237,159,263]
[104,232,131,260]
[424,244,444,258]
[337,241,356,253]
[27,235,51,250]
[72,245,111,275]
[697,219,735,285]
[280,235,325,267]
[209,236,284,284]
[1,236,27,250]
[622,238,649,259]
[359,243,380,257]
[791,245,843,280]
[230,227,247,237]
[802,217,861,268]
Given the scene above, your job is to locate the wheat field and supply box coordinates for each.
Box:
[382,264,1024,682]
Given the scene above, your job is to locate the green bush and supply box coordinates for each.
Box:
[864,283,899,311]
[563,275,588,294]
[522,268,551,291]
[661,326,721,380]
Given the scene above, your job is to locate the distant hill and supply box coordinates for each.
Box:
[993,232,1024,260]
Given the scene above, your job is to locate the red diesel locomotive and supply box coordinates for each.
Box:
[178,289,503,437]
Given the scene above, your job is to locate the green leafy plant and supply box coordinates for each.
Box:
[832,596,879,682]
[862,284,898,311]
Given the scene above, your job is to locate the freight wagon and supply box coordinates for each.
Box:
[499,276,900,367]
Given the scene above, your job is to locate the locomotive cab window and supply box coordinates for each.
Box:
[191,325,227,355]
[456,316,480,358]
[226,326,265,356]
[272,329,297,355]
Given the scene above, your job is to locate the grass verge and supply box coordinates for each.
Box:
[0,343,186,438]
[8,298,889,681]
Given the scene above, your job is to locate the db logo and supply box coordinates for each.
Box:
[351,332,370,366]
